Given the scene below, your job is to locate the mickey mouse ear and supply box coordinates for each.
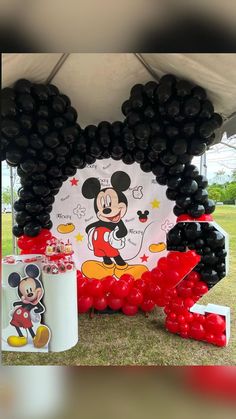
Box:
[8,272,21,288]
[25,264,40,278]
[137,211,141,215]
[144,210,149,215]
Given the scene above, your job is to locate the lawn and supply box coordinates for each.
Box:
[2,206,236,365]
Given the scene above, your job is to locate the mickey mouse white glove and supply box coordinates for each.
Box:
[30,310,41,323]
[109,226,125,249]
[87,228,95,250]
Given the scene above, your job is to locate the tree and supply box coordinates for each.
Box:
[225,182,236,201]
[207,185,224,202]
[2,187,17,206]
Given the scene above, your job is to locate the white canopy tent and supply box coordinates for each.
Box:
[2,53,236,132]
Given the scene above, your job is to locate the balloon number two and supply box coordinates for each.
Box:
[160,220,230,347]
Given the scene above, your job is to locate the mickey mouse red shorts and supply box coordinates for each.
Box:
[92,226,119,258]
[10,307,33,329]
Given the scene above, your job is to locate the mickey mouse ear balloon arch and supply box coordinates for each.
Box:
[1,75,229,347]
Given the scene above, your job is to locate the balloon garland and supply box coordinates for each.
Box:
[1,76,228,346]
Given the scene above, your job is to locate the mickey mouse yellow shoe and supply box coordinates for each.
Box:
[33,326,50,348]
[114,264,148,280]
[149,242,166,253]
[82,260,115,279]
[7,336,28,347]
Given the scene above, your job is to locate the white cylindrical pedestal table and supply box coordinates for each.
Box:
[1,255,44,330]
[42,269,78,352]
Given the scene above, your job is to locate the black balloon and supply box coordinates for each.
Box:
[12,224,24,237]
[33,184,50,197]
[204,199,216,214]
[25,202,44,214]
[20,159,37,174]
[187,204,205,218]
[15,211,32,226]
[24,222,42,237]
[185,222,202,239]
[180,179,198,195]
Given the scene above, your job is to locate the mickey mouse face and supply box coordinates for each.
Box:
[19,277,43,305]
[82,171,131,224]
[137,210,149,223]
[96,188,127,223]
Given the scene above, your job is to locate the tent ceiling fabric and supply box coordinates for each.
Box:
[2,53,236,129]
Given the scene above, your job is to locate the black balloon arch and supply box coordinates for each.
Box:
[1,75,226,292]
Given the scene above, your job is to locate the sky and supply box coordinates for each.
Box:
[2,135,236,191]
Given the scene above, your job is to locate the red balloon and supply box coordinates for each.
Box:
[36,246,46,254]
[167,252,180,266]
[111,280,130,298]
[155,296,168,307]
[87,279,103,298]
[157,257,168,272]
[176,284,193,298]
[135,279,147,293]
[78,278,88,297]
[186,271,201,282]
[189,321,206,341]
[78,296,93,313]
[39,229,52,240]
[140,298,155,313]
[205,333,215,344]
[185,312,194,323]
[122,303,138,316]
[214,334,227,347]
[141,271,153,282]
[107,295,123,310]
[180,323,190,333]
[193,282,209,297]
[164,306,171,315]
[20,249,31,255]
[93,296,107,311]
[169,312,177,321]
[17,236,33,250]
[184,298,195,309]
[77,270,83,280]
[205,314,226,334]
[151,268,165,287]
[177,314,186,324]
[120,274,134,288]
[170,297,184,314]
[165,319,179,334]
[101,276,116,293]
[163,270,180,289]
[127,288,143,305]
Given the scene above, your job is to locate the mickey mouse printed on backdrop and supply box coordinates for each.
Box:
[52,164,173,279]
[1,75,230,348]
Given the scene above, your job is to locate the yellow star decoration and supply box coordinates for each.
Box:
[151,199,160,209]
[75,232,84,242]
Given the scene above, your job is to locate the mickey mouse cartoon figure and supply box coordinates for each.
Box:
[81,171,148,280]
[137,210,149,223]
[7,264,50,348]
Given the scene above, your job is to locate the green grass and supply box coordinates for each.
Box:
[2,213,14,257]
[2,206,236,365]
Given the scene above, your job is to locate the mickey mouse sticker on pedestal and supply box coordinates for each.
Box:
[2,264,51,352]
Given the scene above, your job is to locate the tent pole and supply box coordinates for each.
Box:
[200,153,207,177]
[10,166,17,255]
